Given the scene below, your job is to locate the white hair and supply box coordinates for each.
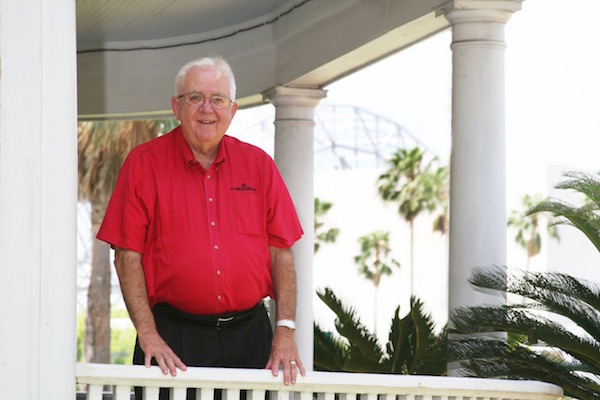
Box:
[174,57,237,100]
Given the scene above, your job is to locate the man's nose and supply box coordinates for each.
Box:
[198,98,215,111]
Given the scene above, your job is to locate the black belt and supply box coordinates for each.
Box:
[152,302,265,329]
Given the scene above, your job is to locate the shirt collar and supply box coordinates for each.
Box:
[173,126,228,168]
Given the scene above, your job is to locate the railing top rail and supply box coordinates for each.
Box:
[76,363,563,399]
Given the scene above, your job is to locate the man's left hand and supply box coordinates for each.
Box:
[266,327,305,385]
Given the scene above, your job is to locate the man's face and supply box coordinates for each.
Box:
[171,66,238,152]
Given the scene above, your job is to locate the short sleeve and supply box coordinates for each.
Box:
[265,160,303,248]
[96,149,155,252]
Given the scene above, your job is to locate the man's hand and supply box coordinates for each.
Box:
[266,327,305,385]
[114,247,187,376]
[138,328,187,376]
[267,246,304,384]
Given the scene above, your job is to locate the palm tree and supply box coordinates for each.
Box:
[429,165,450,236]
[354,231,400,334]
[448,171,600,399]
[314,287,446,376]
[507,193,559,270]
[377,147,445,295]
[78,119,176,363]
[314,197,339,253]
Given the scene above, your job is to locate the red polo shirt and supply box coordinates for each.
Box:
[97,127,303,314]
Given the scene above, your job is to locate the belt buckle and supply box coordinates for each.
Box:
[216,316,234,329]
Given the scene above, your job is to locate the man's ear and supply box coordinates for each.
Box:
[171,96,180,120]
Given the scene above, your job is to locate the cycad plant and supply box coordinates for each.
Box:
[449,171,600,400]
[314,287,446,376]
[527,171,600,252]
[449,266,600,399]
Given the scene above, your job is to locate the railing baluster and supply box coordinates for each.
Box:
[362,393,377,400]
[297,390,312,400]
[144,386,160,400]
[224,388,240,400]
[87,384,103,400]
[249,389,266,400]
[275,390,291,400]
[114,384,132,400]
[197,386,215,400]
[171,387,187,400]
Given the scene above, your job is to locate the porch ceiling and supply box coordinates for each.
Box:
[76,0,450,119]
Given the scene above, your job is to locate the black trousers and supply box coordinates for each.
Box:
[133,302,273,400]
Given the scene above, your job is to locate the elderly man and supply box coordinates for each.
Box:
[97,57,305,397]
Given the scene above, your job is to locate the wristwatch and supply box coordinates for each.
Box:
[276,319,296,330]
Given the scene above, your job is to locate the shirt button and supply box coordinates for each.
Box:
[208,197,214,202]
[216,270,221,275]
[217,295,222,301]
[213,245,219,250]
[207,175,211,179]
[211,221,216,227]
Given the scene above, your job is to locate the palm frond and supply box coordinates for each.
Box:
[555,171,600,206]
[470,267,600,343]
[316,287,384,371]
[78,119,174,203]
[449,337,600,400]
[313,324,348,371]
[386,297,445,375]
[451,303,600,372]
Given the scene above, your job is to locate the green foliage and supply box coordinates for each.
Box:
[449,171,600,399]
[314,197,340,253]
[76,308,136,364]
[449,266,600,399]
[507,193,559,267]
[77,311,85,361]
[377,147,440,224]
[111,322,136,365]
[528,171,600,253]
[354,231,400,287]
[314,287,446,375]
[376,146,449,284]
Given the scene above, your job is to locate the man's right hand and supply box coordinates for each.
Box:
[114,247,187,376]
[138,329,187,376]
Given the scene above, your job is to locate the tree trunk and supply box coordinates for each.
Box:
[83,200,111,363]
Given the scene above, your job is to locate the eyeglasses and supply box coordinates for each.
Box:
[177,92,233,109]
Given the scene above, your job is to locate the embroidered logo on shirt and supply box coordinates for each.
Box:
[231,183,256,192]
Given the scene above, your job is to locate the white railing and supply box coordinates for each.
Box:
[75,363,564,400]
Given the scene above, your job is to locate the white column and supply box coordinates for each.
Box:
[443,0,522,358]
[0,0,78,398]
[264,86,327,370]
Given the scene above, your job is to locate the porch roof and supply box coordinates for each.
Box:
[76,0,450,119]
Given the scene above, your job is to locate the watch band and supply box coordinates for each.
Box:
[276,319,296,330]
